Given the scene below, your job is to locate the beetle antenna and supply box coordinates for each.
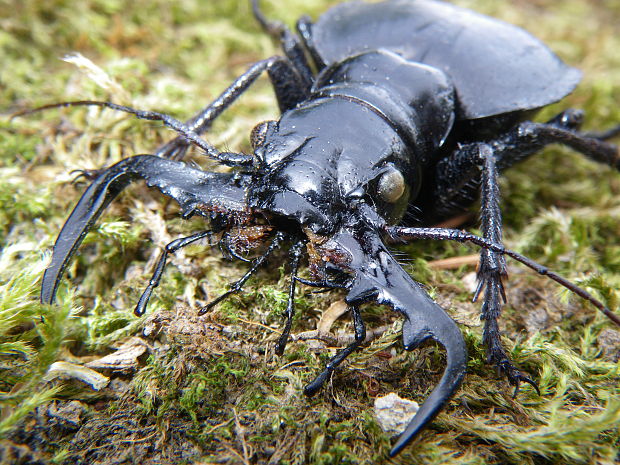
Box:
[388,226,620,327]
[12,101,254,167]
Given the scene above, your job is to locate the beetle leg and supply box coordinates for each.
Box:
[275,240,305,355]
[472,146,540,392]
[199,231,286,314]
[251,0,314,89]
[294,277,348,290]
[425,110,619,224]
[402,112,620,390]
[155,54,312,160]
[135,231,212,316]
[303,304,366,396]
[508,119,620,170]
[585,125,620,140]
[70,168,102,183]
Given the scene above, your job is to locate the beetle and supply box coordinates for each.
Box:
[19,0,619,457]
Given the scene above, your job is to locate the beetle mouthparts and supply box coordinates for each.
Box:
[329,225,467,455]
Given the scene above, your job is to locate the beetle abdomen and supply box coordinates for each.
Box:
[305,0,581,120]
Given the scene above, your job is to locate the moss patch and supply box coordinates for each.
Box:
[1,0,619,464]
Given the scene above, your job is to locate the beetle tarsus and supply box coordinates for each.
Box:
[500,359,541,398]
[484,316,540,396]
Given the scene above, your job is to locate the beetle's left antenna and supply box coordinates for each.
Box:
[12,101,254,167]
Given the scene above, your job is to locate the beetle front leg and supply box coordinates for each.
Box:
[303,304,366,396]
[199,231,286,314]
[275,240,305,355]
[135,230,213,316]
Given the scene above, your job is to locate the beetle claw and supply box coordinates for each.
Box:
[501,361,541,397]
[69,168,101,184]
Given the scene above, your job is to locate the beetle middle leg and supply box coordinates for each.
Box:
[473,146,539,393]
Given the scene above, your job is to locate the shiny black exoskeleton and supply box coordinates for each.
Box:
[27,0,619,457]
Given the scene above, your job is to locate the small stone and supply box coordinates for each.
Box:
[374,392,420,436]
[597,328,620,362]
[524,307,549,335]
[462,272,478,293]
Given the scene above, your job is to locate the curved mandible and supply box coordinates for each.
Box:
[328,224,467,455]
[389,295,467,456]
[41,155,248,304]
[348,274,467,456]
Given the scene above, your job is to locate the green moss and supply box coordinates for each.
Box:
[1,0,619,463]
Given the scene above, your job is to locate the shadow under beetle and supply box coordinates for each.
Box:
[26,0,620,457]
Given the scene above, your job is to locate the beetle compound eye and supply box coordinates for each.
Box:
[251,120,277,150]
[377,168,406,203]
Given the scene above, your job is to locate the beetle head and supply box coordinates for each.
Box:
[249,124,419,237]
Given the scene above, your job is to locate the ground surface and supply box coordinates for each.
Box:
[1,0,619,464]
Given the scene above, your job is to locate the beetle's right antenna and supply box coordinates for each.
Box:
[388,226,620,327]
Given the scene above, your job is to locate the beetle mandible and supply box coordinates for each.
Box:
[22,0,620,457]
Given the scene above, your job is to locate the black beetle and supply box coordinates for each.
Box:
[20,0,619,456]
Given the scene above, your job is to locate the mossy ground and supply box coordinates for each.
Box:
[1,0,619,464]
